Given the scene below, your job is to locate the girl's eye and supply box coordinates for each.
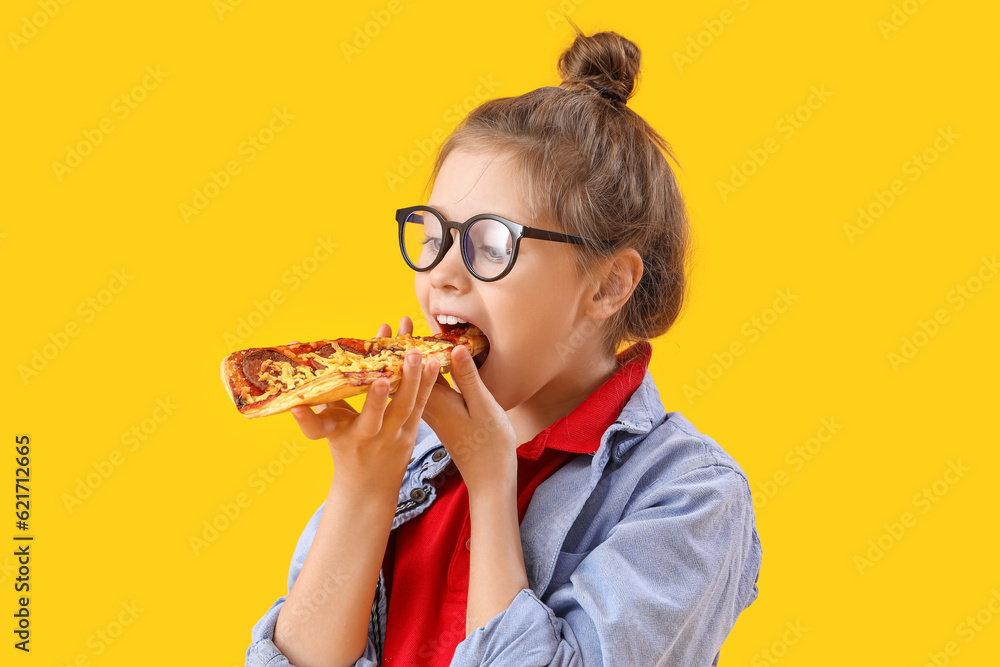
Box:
[478,244,510,264]
[423,236,442,253]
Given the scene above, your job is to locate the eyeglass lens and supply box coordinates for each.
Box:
[402,210,514,279]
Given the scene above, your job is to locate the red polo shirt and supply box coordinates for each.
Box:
[380,341,653,665]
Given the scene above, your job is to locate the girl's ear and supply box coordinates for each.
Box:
[588,249,644,320]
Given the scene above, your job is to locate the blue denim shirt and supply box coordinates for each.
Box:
[246,368,762,666]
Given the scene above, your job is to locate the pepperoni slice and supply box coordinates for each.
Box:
[242,350,300,390]
[333,339,369,356]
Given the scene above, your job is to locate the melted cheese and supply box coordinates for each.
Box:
[241,336,454,406]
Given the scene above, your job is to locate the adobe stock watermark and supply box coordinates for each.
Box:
[52,66,168,182]
[222,235,339,349]
[406,308,433,336]
[8,0,72,54]
[415,625,467,665]
[448,413,513,464]
[753,417,843,510]
[18,268,134,385]
[179,107,294,222]
[844,126,959,243]
[716,84,832,201]
[887,255,997,372]
[750,620,808,666]
[62,398,179,514]
[854,459,969,575]
[214,0,245,20]
[682,288,799,403]
[544,0,589,30]
[878,0,932,40]
[919,589,1000,667]
[281,565,353,628]
[54,600,144,666]
[189,439,307,556]
[556,317,601,363]
[0,556,16,586]
[384,75,502,192]
[672,0,753,72]
[340,0,409,62]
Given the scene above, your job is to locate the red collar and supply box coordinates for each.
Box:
[516,341,653,461]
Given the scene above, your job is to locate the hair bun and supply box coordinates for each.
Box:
[557,23,641,106]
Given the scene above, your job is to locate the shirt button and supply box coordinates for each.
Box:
[409,487,427,502]
[431,449,447,462]
[465,538,471,551]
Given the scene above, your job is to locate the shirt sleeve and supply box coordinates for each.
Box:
[244,501,382,667]
[450,464,762,666]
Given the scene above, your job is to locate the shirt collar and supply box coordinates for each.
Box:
[516,341,654,461]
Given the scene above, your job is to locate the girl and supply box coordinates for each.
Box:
[247,25,761,667]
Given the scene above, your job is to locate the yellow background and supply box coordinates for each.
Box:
[2,0,997,664]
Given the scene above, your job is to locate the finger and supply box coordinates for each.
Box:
[402,355,440,432]
[422,369,453,405]
[286,340,302,345]
[314,399,357,417]
[447,345,487,408]
[399,315,413,336]
[386,348,425,421]
[423,369,462,418]
[376,323,392,338]
[353,379,390,439]
[291,405,336,440]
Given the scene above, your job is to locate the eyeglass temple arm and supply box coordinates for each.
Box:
[521,227,614,249]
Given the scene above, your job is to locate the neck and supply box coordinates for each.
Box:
[505,352,619,447]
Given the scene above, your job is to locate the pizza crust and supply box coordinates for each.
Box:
[220,328,488,419]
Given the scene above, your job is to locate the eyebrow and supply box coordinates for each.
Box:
[427,203,520,223]
[426,202,449,217]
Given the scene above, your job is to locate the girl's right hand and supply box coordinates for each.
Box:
[288,316,439,491]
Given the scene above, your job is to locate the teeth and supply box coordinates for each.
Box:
[436,314,468,325]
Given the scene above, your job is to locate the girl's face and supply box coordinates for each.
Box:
[416,148,606,413]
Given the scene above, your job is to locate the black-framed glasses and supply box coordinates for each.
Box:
[395,205,610,282]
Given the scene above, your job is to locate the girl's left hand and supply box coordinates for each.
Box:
[422,345,517,494]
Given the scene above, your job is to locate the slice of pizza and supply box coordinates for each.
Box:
[220,324,489,419]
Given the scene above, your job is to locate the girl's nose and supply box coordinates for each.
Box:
[427,228,471,292]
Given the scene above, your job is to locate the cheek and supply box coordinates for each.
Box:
[491,268,577,350]
[490,299,567,373]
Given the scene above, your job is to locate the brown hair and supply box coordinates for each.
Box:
[422,22,691,361]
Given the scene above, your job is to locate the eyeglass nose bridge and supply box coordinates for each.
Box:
[422,216,472,275]
[436,226,468,268]
[433,218,465,261]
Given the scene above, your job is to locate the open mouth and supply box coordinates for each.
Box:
[436,320,491,370]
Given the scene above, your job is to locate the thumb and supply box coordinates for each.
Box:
[447,345,485,405]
